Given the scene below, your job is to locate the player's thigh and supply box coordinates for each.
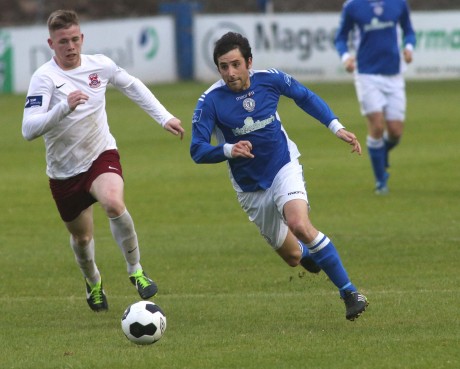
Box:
[272,159,309,217]
[283,199,318,243]
[90,172,125,215]
[237,190,288,250]
[65,206,94,242]
[272,160,313,244]
[383,75,406,122]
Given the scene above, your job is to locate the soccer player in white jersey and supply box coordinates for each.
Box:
[335,0,416,194]
[190,32,368,321]
[22,10,184,312]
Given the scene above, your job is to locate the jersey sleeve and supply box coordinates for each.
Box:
[334,3,354,58]
[275,71,338,128]
[190,96,227,164]
[107,58,174,126]
[22,71,71,141]
[118,78,175,127]
[400,1,416,48]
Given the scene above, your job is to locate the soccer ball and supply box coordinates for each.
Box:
[121,301,167,345]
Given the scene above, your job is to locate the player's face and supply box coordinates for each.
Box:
[217,48,252,92]
[48,24,83,70]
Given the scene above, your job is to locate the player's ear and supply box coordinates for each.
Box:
[47,38,54,50]
[247,57,253,69]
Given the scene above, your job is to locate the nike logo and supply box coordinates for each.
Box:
[56,83,65,89]
[128,246,138,254]
[108,166,119,171]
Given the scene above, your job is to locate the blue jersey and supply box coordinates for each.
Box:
[335,0,416,75]
[190,69,337,192]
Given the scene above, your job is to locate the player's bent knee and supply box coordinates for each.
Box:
[285,257,301,268]
[102,200,126,218]
[280,253,301,268]
[71,234,93,247]
[288,222,310,243]
[279,247,302,268]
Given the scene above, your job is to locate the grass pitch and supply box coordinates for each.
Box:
[0,80,458,369]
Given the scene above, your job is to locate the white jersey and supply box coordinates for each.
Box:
[22,54,174,179]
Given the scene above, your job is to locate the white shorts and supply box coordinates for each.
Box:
[236,159,308,250]
[354,73,406,121]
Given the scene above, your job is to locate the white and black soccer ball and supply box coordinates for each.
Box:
[121,301,167,345]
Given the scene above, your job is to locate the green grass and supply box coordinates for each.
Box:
[0,79,459,369]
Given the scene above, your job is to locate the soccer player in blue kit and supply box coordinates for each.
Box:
[335,0,416,194]
[190,32,368,321]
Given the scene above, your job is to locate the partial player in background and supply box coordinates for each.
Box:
[22,10,184,312]
[335,0,416,194]
[191,32,368,321]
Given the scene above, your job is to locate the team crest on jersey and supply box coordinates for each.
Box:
[88,73,101,88]
[373,5,384,16]
[242,98,255,112]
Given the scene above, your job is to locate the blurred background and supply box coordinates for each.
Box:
[1,0,459,93]
[1,0,459,26]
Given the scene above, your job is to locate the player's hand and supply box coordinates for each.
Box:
[231,140,254,159]
[344,56,356,73]
[67,90,89,111]
[164,117,185,140]
[336,128,362,155]
[403,48,413,64]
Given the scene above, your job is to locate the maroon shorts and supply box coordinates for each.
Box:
[49,149,123,222]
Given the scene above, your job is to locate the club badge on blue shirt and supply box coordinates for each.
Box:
[242,98,255,112]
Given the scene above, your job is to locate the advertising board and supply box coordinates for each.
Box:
[1,16,176,93]
[194,11,460,82]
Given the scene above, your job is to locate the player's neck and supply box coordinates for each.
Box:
[53,55,82,71]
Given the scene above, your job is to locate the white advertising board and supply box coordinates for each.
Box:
[2,16,177,93]
[411,11,460,79]
[2,11,459,94]
[194,11,460,83]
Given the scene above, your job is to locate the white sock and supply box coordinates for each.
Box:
[70,236,100,285]
[109,209,142,274]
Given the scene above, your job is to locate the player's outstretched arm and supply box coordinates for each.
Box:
[336,128,362,155]
[164,117,185,140]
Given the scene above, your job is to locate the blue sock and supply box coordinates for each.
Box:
[367,136,387,183]
[299,241,310,259]
[307,232,356,297]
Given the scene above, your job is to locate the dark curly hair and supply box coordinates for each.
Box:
[213,32,252,66]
